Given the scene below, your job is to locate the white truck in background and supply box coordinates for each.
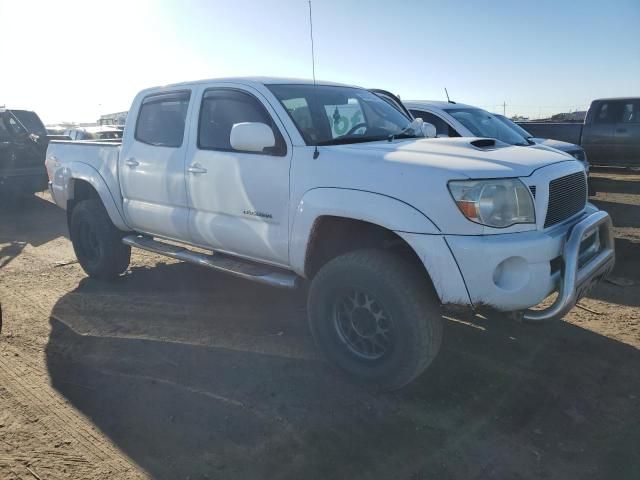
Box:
[45,77,615,390]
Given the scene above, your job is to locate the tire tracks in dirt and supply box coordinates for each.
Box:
[1,262,144,478]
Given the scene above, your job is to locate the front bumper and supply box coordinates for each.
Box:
[523,210,614,321]
[445,207,615,319]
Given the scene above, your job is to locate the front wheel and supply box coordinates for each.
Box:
[308,249,443,391]
[69,199,130,280]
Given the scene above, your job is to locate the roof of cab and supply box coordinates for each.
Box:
[404,100,477,111]
[592,96,640,102]
[142,76,358,94]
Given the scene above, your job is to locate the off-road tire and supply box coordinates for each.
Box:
[308,249,443,391]
[69,199,130,280]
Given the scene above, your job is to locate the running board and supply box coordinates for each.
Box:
[122,235,298,289]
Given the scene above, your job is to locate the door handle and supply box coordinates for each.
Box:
[125,157,139,167]
[187,164,207,174]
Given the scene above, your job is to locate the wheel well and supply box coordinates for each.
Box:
[304,216,427,279]
[66,179,99,225]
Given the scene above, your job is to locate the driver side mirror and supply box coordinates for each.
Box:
[230,122,275,153]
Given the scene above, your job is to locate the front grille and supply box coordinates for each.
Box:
[544,171,587,228]
[529,185,537,198]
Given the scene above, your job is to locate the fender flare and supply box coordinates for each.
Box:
[289,187,440,275]
[64,162,129,231]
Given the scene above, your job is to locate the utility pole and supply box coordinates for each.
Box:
[503,101,506,116]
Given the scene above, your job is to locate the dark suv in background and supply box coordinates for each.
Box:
[0,109,49,197]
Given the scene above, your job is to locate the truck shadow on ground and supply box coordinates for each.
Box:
[590,171,640,195]
[590,199,640,229]
[46,263,640,480]
[586,236,640,307]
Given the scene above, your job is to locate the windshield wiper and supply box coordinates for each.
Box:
[514,138,536,146]
[316,135,388,146]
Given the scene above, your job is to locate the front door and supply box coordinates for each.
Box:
[185,86,291,266]
[583,101,618,165]
[615,99,640,166]
[119,90,192,241]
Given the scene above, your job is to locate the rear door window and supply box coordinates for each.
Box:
[0,116,11,140]
[621,101,640,123]
[595,101,624,124]
[6,116,27,136]
[135,91,191,147]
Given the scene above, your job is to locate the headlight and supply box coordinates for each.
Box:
[448,178,535,228]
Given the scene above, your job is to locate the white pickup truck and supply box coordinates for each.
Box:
[45,77,615,390]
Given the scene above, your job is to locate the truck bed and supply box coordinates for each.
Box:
[517,122,583,145]
[46,140,122,208]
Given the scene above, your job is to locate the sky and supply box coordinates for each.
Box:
[1,0,638,124]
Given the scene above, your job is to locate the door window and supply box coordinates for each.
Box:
[621,101,640,123]
[595,103,611,124]
[135,91,190,147]
[198,89,286,155]
[7,117,27,136]
[0,116,12,140]
[594,102,625,124]
[410,109,460,137]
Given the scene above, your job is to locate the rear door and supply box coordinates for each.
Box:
[185,85,292,265]
[615,100,640,166]
[119,90,192,241]
[582,101,619,165]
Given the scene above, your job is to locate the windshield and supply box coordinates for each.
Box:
[446,108,529,145]
[267,84,413,145]
[494,114,533,139]
[10,110,47,136]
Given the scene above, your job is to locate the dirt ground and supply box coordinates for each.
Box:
[0,170,639,480]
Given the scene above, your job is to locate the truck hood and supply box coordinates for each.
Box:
[300,136,585,236]
[337,137,572,178]
[532,137,580,153]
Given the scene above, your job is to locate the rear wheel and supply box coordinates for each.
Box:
[69,199,130,280]
[308,249,442,391]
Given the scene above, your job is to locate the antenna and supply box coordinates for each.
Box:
[444,88,455,104]
[308,0,320,159]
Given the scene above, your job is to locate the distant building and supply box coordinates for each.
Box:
[510,115,529,122]
[550,111,586,122]
[99,111,128,126]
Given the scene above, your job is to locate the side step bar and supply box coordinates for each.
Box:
[122,235,299,289]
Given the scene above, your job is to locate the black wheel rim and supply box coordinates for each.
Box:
[333,289,393,361]
[77,221,101,264]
